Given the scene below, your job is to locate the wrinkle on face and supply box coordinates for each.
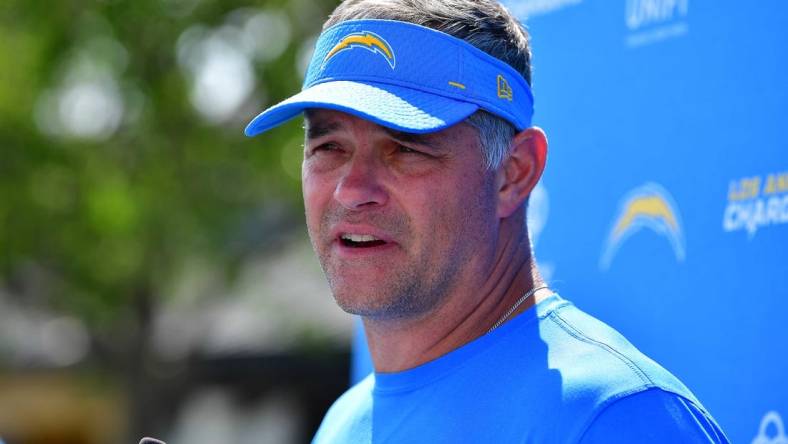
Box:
[302,109,499,322]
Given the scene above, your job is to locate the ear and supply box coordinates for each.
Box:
[496,127,548,218]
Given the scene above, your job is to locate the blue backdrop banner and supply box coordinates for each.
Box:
[351,1,787,442]
[502,0,787,442]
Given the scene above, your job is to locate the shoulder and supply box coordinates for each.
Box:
[577,388,730,443]
[312,375,374,444]
[538,299,699,403]
[528,297,725,439]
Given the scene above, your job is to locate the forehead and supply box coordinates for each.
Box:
[304,109,479,149]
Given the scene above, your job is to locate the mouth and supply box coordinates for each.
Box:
[339,233,389,249]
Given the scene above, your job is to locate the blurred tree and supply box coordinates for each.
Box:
[0,0,339,440]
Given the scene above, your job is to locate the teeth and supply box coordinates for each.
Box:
[341,233,380,242]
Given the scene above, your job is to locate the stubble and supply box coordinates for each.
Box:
[309,206,461,321]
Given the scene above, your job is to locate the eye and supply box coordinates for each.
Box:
[309,142,342,155]
[396,144,424,156]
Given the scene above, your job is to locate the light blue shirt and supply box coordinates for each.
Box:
[314,294,728,443]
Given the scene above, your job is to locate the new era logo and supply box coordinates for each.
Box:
[497,75,513,101]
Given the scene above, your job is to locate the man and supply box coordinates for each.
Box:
[245,0,729,442]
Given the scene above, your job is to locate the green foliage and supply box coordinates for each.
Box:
[0,0,339,326]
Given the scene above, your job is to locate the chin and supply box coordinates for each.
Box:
[329,286,387,317]
[329,281,444,321]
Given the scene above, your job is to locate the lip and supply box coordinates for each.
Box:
[330,224,399,257]
[331,224,396,243]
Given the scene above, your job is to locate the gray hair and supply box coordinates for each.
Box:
[324,0,532,170]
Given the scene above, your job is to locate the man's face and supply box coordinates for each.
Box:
[302,109,500,321]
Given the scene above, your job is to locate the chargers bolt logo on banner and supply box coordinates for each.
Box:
[600,182,686,270]
[752,411,788,444]
[323,31,396,70]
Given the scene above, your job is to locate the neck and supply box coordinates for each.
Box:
[363,224,548,373]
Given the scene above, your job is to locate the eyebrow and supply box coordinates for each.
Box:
[305,120,343,140]
[383,128,438,149]
[305,113,441,150]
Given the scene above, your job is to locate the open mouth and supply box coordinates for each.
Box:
[340,233,388,248]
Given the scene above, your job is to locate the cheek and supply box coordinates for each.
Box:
[302,173,333,228]
[410,187,473,243]
[434,175,497,243]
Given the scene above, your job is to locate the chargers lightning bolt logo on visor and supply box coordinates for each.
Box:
[322,31,396,70]
[600,183,686,270]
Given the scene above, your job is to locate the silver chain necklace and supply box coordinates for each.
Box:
[487,285,549,334]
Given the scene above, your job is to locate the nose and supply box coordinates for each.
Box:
[333,154,389,210]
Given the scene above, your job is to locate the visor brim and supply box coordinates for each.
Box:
[244,80,479,136]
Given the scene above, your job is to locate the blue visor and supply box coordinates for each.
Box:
[245,19,534,136]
